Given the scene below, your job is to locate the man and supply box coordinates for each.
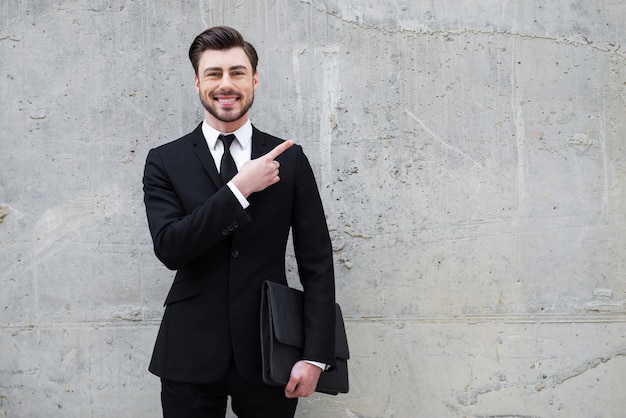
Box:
[142,26,336,418]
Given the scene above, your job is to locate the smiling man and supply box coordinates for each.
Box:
[142,26,337,418]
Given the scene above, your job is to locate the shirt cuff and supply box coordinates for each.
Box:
[227,181,250,209]
[304,360,328,371]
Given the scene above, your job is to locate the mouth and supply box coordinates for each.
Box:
[214,93,240,107]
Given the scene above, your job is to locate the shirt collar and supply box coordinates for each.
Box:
[202,119,252,151]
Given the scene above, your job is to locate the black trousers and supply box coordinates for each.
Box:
[160,363,298,418]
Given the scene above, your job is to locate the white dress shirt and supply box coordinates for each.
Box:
[202,119,252,209]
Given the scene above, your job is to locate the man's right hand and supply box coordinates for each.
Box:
[231,140,294,198]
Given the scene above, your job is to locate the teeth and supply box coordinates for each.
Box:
[218,98,237,103]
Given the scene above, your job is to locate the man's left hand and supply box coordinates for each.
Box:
[284,360,322,398]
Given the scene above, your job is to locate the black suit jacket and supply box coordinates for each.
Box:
[143,123,336,384]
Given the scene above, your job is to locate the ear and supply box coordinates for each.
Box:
[194,74,200,92]
[253,71,259,92]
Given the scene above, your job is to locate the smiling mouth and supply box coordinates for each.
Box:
[217,97,238,105]
[213,90,241,106]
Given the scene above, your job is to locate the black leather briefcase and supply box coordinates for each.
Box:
[260,281,350,395]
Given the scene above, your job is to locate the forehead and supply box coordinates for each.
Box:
[198,47,252,71]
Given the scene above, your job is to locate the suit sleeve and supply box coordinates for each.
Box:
[291,146,337,369]
[143,147,251,270]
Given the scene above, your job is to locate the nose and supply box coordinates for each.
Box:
[219,74,235,89]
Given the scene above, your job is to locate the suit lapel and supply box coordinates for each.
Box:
[189,123,223,188]
[251,125,272,159]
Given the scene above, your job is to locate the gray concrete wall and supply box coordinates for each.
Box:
[1,0,625,417]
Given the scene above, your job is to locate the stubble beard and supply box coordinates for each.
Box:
[200,90,255,124]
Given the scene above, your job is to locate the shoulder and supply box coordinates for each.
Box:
[251,125,283,146]
[251,125,304,159]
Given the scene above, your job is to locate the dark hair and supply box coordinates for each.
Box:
[188,26,258,75]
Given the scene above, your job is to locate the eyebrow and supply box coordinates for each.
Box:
[202,65,249,74]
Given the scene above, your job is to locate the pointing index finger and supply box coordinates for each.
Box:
[266,140,294,160]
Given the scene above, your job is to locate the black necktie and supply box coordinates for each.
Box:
[218,134,237,183]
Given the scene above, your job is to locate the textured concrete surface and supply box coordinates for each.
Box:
[1,0,625,417]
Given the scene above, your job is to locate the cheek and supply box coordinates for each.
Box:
[198,83,214,97]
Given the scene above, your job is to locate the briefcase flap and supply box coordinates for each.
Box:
[267,282,350,360]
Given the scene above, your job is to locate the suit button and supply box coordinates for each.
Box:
[228,225,235,232]
[233,221,239,228]
[231,250,239,258]
[222,228,229,235]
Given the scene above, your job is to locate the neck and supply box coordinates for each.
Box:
[205,112,249,134]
